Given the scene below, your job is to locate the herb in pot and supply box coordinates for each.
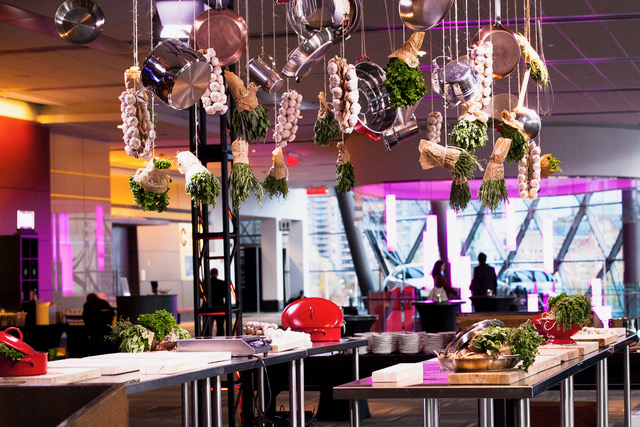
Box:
[129,157,172,212]
[336,141,355,194]
[230,139,264,213]
[0,342,24,362]
[450,118,488,153]
[547,292,592,331]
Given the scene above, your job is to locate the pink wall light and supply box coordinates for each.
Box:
[95,206,105,271]
[385,194,397,252]
[423,215,438,288]
[542,217,554,273]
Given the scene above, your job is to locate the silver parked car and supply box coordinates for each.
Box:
[382,263,428,296]
[496,268,561,310]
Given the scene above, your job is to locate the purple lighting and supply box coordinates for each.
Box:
[542,218,554,274]
[58,213,73,296]
[95,206,105,271]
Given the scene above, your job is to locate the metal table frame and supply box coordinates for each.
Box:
[333,334,637,427]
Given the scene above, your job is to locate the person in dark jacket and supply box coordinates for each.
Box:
[210,268,227,336]
[470,252,498,296]
[429,260,459,300]
[82,293,116,355]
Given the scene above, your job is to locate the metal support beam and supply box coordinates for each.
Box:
[365,229,390,277]
[462,202,484,256]
[405,222,427,264]
[498,199,540,278]
[554,194,591,272]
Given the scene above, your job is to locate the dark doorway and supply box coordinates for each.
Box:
[112,225,140,296]
[240,246,260,312]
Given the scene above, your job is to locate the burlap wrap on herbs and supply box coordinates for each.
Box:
[460,100,489,123]
[389,32,426,68]
[418,139,462,171]
[133,160,170,194]
[175,151,209,188]
[269,147,287,180]
[124,67,144,93]
[483,137,512,181]
[317,91,330,120]
[225,71,259,112]
[232,139,250,165]
[337,141,350,165]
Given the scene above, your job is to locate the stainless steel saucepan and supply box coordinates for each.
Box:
[55,0,105,44]
[286,0,360,44]
[399,0,454,32]
[354,58,397,140]
[282,27,334,82]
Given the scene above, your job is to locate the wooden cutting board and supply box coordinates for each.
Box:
[528,354,562,374]
[0,367,100,384]
[269,336,310,353]
[448,369,525,385]
[138,357,211,375]
[48,358,139,376]
[86,351,231,364]
[572,332,618,347]
[539,341,599,355]
[536,347,580,361]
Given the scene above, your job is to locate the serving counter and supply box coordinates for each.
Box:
[333,334,638,427]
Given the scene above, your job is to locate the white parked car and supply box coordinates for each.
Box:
[382,263,429,297]
[496,268,561,310]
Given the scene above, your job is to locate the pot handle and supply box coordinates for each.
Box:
[215,0,224,11]
[356,55,371,64]
[4,327,23,341]
[258,52,277,69]
[354,121,382,141]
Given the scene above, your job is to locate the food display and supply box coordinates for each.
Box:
[313,91,341,147]
[120,67,155,159]
[469,41,494,107]
[243,321,279,335]
[532,293,592,344]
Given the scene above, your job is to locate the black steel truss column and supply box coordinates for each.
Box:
[498,198,540,278]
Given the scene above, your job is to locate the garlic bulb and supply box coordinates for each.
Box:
[470,41,494,104]
[518,140,542,200]
[119,90,154,159]
[328,56,360,134]
[201,48,228,115]
[272,90,302,147]
[427,111,443,143]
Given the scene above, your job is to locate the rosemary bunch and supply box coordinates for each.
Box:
[231,105,270,143]
[502,124,527,163]
[229,163,264,213]
[263,174,289,199]
[450,119,488,153]
[449,151,475,211]
[478,179,508,213]
[336,161,356,194]
[313,110,341,147]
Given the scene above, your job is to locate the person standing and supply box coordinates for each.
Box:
[470,252,497,296]
[210,268,227,336]
[428,260,458,300]
[82,293,116,355]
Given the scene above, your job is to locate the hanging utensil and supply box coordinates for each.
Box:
[353,58,397,140]
[191,0,248,66]
[472,0,520,79]
[282,27,334,82]
[513,69,541,140]
[54,0,105,44]
[431,56,482,109]
[399,0,454,31]
[247,53,284,94]
[537,19,554,116]
[141,39,211,110]
[286,0,360,44]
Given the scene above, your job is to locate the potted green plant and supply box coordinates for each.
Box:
[532,292,592,344]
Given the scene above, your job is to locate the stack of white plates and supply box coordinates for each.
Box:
[398,333,420,354]
[439,331,456,350]
[372,333,394,354]
[354,332,374,354]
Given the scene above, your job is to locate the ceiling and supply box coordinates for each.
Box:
[1,0,639,189]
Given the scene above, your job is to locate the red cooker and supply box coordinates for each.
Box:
[281,297,343,342]
[0,327,47,376]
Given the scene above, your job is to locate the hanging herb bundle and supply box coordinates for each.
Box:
[336,141,356,193]
[230,139,263,213]
[540,154,563,178]
[175,151,220,207]
[478,137,511,213]
[225,71,270,143]
[385,32,428,108]
[263,147,288,199]
[451,101,490,153]
[515,33,549,86]
[313,92,340,147]
[129,157,172,212]
[418,139,478,211]
[500,110,528,163]
[450,151,476,211]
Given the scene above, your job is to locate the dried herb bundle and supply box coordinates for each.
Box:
[230,163,263,213]
[336,162,356,194]
[314,109,340,147]
[478,137,511,213]
[263,174,288,199]
[450,118,488,153]
[231,104,270,143]
[449,151,475,211]
[129,157,172,212]
[385,57,427,109]
[501,123,527,163]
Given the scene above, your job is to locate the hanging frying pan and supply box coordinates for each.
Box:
[54,0,105,44]
[191,0,247,66]
[472,0,520,79]
[286,0,360,44]
[399,0,454,32]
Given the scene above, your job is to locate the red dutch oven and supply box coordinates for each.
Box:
[282,298,343,342]
[0,327,47,376]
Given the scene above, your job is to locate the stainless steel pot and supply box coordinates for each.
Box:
[286,0,360,44]
[383,114,420,150]
[247,53,284,94]
[431,56,481,109]
[354,59,397,138]
[282,27,333,82]
[54,0,105,44]
[399,0,454,31]
[141,39,211,110]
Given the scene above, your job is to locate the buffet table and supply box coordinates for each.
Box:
[333,334,638,427]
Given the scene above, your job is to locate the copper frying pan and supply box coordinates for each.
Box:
[472,0,520,79]
[191,0,247,66]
